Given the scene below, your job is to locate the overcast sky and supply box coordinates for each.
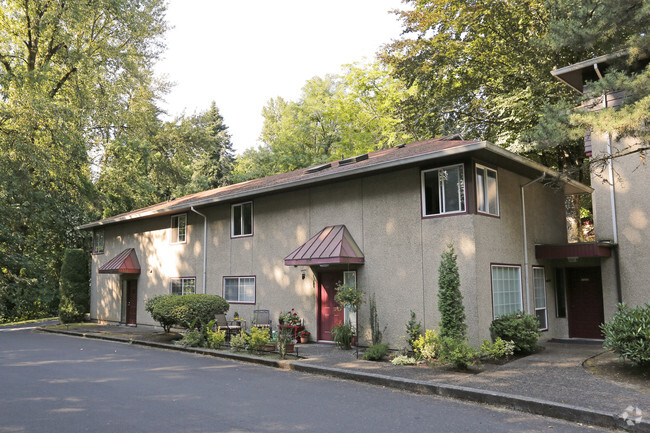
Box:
[154,0,406,154]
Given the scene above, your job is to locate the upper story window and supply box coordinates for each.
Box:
[93,229,105,254]
[171,214,187,244]
[421,164,466,217]
[476,165,499,216]
[231,202,253,237]
[171,277,196,295]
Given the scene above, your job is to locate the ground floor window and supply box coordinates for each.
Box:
[223,276,255,303]
[171,277,196,295]
[491,264,522,318]
[533,267,548,330]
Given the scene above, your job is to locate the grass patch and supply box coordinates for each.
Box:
[0,317,58,327]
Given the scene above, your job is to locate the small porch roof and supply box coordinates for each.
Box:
[535,243,613,260]
[98,248,141,274]
[284,225,364,266]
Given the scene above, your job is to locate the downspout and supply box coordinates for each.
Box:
[190,206,208,294]
[521,173,546,314]
[596,62,622,302]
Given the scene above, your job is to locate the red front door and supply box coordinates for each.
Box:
[318,271,344,341]
[566,267,604,339]
[126,279,137,326]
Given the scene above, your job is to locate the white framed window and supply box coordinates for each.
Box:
[171,214,187,244]
[343,271,357,328]
[171,277,196,295]
[533,267,548,330]
[491,264,523,318]
[93,229,105,254]
[223,276,255,303]
[476,164,499,216]
[231,202,253,237]
[421,164,466,216]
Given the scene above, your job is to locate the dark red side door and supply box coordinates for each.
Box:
[566,267,604,339]
[126,279,137,326]
[318,271,344,341]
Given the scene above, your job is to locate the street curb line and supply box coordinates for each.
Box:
[37,328,649,432]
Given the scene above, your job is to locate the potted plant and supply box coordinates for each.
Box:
[299,330,310,344]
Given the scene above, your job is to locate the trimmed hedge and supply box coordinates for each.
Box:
[489,312,540,354]
[602,302,650,368]
[145,294,229,332]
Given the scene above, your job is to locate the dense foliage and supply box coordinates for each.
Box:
[438,244,466,339]
[438,337,481,370]
[601,303,650,368]
[490,312,540,354]
[331,322,355,350]
[57,249,90,323]
[145,294,229,333]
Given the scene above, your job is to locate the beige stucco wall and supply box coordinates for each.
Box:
[590,132,650,319]
[90,160,571,347]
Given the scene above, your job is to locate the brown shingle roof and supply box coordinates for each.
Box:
[78,136,591,229]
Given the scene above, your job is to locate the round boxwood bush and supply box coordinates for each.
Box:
[489,312,540,354]
[601,302,650,368]
[145,294,229,332]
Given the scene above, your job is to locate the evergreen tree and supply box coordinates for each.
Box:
[58,249,90,323]
[438,244,466,339]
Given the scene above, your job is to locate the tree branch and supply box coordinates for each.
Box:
[49,66,77,98]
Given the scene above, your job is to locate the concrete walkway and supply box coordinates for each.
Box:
[38,324,649,432]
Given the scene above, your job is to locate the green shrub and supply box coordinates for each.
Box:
[391,355,417,365]
[405,311,422,352]
[230,332,247,352]
[176,328,203,348]
[413,329,439,361]
[369,293,386,345]
[58,296,84,324]
[362,343,389,361]
[438,244,466,339]
[145,294,229,332]
[601,303,650,368]
[480,337,515,360]
[247,326,271,352]
[331,322,355,350]
[58,248,90,322]
[438,337,481,370]
[277,327,294,359]
[490,312,540,354]
[206,327,227,349]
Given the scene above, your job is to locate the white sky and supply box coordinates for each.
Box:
[155,0,406,154]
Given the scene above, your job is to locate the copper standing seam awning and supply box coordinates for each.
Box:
[98,248,141,274]
[535,243,613,260]
[284,225,364,266]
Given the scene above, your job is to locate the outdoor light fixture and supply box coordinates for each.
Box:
[300,268,307,280]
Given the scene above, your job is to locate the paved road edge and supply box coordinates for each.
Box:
[38,327,649,433]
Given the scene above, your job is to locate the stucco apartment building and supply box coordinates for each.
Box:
[546,52,650,338]
[80,137,594,347]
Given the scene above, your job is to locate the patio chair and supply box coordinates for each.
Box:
[252,309,272,330]
[214,313,241,340]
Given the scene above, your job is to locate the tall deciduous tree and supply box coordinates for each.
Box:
[233,62,415,181]
[0,0,167,321]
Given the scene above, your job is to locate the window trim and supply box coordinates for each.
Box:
[170,213,187,244]
[475,164,500,217]
[421,163,467,218]
[490,263,523,319]
[92,229,105,255]
[533,266,548,331]
[231,201,253,238]
[223,275,256,304]
[170,277,196,296]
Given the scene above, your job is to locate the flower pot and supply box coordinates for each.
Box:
[263,344,276,352]
[300,336,309,344]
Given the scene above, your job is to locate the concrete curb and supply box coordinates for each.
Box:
[38,328,650,433]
